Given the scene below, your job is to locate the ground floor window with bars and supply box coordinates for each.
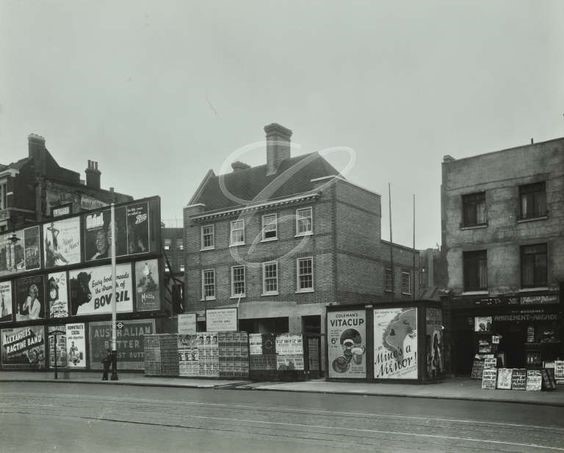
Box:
[297,257,313,292]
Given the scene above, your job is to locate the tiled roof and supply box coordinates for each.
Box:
[0,158,30,171]
[193,152,340,211]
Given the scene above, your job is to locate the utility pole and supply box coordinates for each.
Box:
[110,203,118,380]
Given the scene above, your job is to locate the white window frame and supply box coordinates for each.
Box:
[202,269,216,300]
[231,265,246,298]
[262,261,279,296]
[401,271,412,295]
[295,207,313,236]
[230,219,245,246]
[201,225,215,250]
[180,264,185,273]
[176,239,184,251]
[261,213,278,241]
[164,239,171,251]
[296,257,314,293]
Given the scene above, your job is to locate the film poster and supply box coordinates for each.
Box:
[48,271,68,318]
[127,202,149,255]
[135,259,160,311]
[89,319,155,370]
[84,207,127,262]
[374,307,418,379]
[425,307,443,379]
[69,263,133,316]
[327,310,367,378]
[43,217,81,268]
[15,275,45,321]
[0,281,13,323]
[1,325,46,368]
[48,325,67,368]
[66,323,86,368]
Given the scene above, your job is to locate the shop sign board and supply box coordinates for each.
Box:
[497,368,513,390]
[327,310,366,379]
[483,357,497,369]
[69,263,133,316]
[481,368,497,390]
[520,294,559,305]
[88,319,154,370]
[1,325,45,368]
[205,308,238,332]
[66,323,86,368]
[554,361,564,383]
[178,313,197,335]
[511,369,527,391]
[374,307,417,380]
[526,370,542,391]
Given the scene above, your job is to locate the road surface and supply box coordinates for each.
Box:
[1,382,563,452]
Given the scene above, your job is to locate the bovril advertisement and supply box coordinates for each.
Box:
[374,307,418,380]
[327,310,367,379]
[69,263,133,316]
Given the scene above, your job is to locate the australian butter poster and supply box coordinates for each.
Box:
[327,310,367,379]
[374,307,418,379]
[69,263,133,316]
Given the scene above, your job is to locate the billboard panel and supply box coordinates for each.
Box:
[374,307,418,379]
[15,275,46,321]
[88,319,155,370]
[425,307,444,379]
[66,323,86,368]
[135,259,160,311]
[206,308,238,332]
[0,226,40,277]
[69,263,133,316]
[1,325,46,368]
[126,202,150,255]
[47,271,68,318]
[43,217,81,268]
[0,281,13,323]
[327,310,367,379]
[84,207,127,261]
[48,325,67,368]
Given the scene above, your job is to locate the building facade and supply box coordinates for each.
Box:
[184,124,419,366]
[441,138,564,374]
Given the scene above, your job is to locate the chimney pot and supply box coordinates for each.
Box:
[85,160,101,189]
[264,123,292,176]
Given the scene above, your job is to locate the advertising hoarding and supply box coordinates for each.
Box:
[66,323,86,368]
[84,206,127,261]
[425,307,443,379]
[0,226,40,277]
[178,313,197,335]
[374,307,418,379]
[69,263,133,316]
[15,275,46,321]
[275,335,304,370]
[135,259,160,311]
[47,271,68,318]
[327,310,367,379]
[206,308,238,332]
[0,281,13,323]
[1,325,45,368]
[126,202,150,255]
[48,325,67,368]
[89,319,155,370]
[43,217,81,268]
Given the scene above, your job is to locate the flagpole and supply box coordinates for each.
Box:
[412,194,416,301]
[111,202,119,380]
[389,183,394,301]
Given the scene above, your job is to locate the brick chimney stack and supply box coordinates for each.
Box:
[28,134,47,175]
[85,160,101,189]
[265,123,292,176]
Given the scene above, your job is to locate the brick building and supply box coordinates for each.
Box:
[184,124,419,353]
[441,137,564,374]
[0,134,131,233]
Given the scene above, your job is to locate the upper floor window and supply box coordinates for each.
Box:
[176,238,184,250]
[180,264,185,273]
[231,265,246,297]
[521,244,547,288]
[296,207,313,236]
[519,182,547,220]
[262,261,278,295]
[202,269,216,300]
[0,181,7,210]
[297,257,314,292]
[164,239,171,251]
[230,219,245,246]
[463,250,487,292]
[201,225,214,250]
[401,271,411,295]
[384,268,393,292]
[262,214,278,241]
[462,192,486,227]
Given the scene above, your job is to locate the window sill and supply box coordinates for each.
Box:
[261,292,279,296]
[261,237,278,243]
[384,289,393,293]
[200,297,216,302]
[295,232,313,238]
[461,290,489,295]
[229,243,245,248]
[460,224,488,230]
[519,287,549,293]
[200,247,215,252]
[401,292,412,296]
[296,288,314,294]
[517,216,548,224]
[230,295,246,299]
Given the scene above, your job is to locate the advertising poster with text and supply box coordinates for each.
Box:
[66,323,86,368]
[69,263,133,316]
[48,271,68,318]
[48,325,67,368]
[135,259,160,311]
[88,319,155,370]
[327,310,367,379]
[43,217,81,268]
[0,281,13,323]
[0,226,40,277]
[83,207,127,261]
[374,307,418,380]
[1,325,45,368]
[425,308,444,379]
[15,274,46,321]
[127,202,149,255]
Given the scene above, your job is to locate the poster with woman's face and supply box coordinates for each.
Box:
[15,275,45,321]
[135,259,160,311]
[48,271,68,318]
[0,281,13,323]
[84,207,127,261]
[43,218,81,268]
[127,202,149,255]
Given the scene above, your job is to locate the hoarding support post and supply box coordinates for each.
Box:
[54,331,58,380]
[110,202,119,381]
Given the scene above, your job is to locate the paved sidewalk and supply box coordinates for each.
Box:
[1,371,563,406]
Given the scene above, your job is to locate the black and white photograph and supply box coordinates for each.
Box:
[1,1,564,452]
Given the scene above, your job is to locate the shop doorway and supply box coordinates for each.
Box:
[496,323,526,368]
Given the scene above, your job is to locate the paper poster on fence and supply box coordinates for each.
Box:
[327,310,367,379]
[66,323,86,368]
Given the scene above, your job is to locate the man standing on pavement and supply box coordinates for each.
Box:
[101,349,112,380]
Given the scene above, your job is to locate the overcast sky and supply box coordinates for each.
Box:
[1,0,563,249]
